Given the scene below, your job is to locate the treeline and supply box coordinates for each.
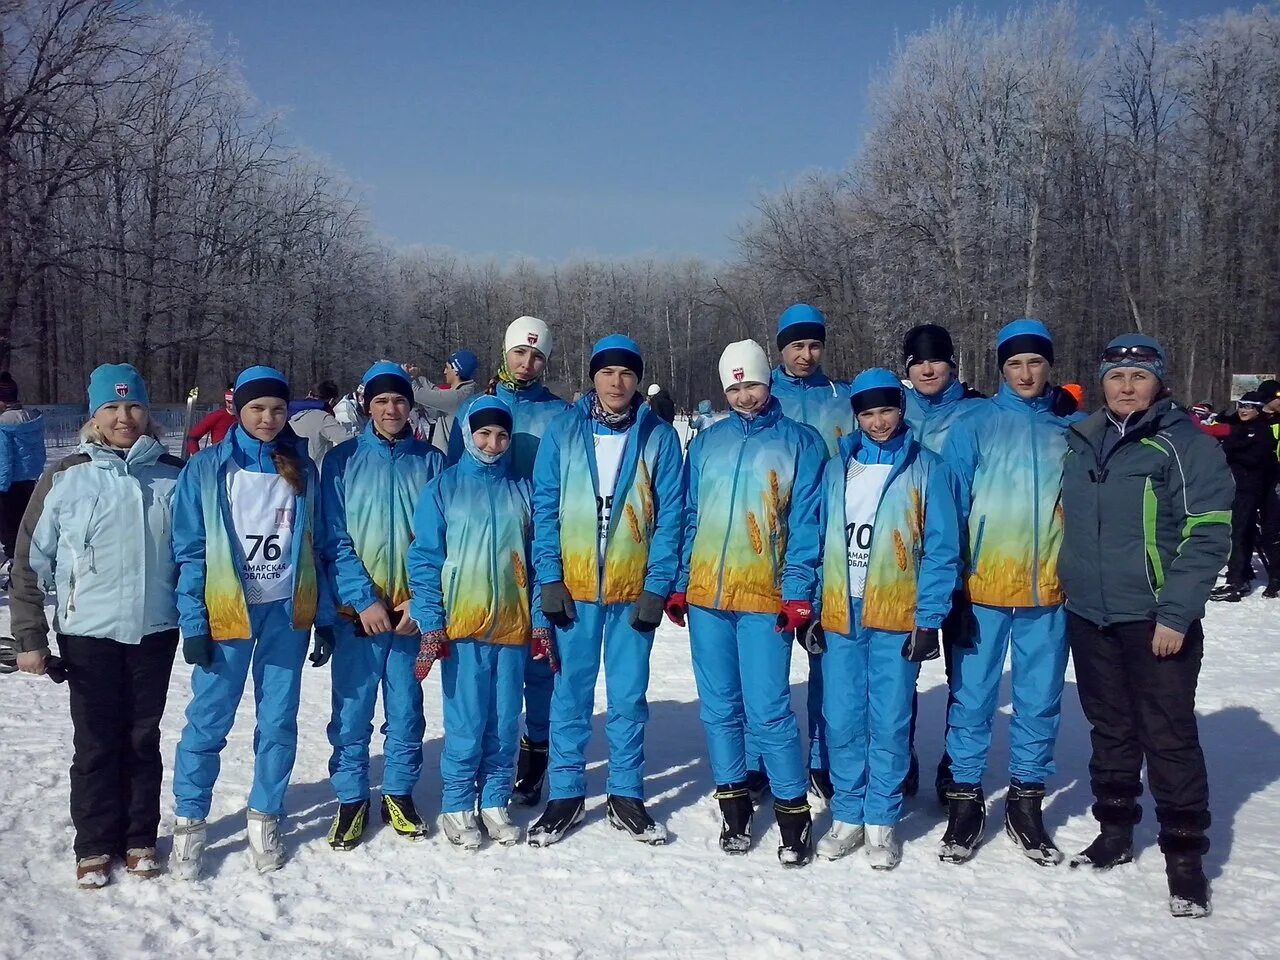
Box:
[3,1,1279,408]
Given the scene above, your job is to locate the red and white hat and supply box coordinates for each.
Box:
[504,315,553,360]
[718,340,771,391]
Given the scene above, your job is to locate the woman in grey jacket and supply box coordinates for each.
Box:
[1059,334,1233,919]
[11,364,184,889]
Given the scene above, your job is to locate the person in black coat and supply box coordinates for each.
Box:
[644,383,676,424]
[1212,392,1280,600]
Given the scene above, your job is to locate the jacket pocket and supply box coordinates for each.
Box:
[969,515,987,572]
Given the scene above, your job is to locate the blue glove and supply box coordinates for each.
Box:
[182,634,213,667]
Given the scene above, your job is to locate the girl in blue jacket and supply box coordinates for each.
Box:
[318,362,444,851]
[408,396,546,849]
[527,335,684,847]
[813,369,961,870]
[672,339,827,867]
[170,366,322,879]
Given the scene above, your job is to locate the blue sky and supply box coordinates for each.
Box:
[175,1,1229,261]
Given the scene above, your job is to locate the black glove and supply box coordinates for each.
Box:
[541,581,577,628]
[902,626,941,663]
[309,625,335,668]
[945,592,977,649]
[797,621,826,655]
[629,591,666,632]
[182,633,213,667]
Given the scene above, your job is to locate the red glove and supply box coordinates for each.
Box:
[415,631,450,683]
[664,592,688,627]
[531,627,560,674]
[775,601,814,634]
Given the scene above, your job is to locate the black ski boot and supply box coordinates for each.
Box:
[807,767,834,802]
[1070,792,1140,870]
[1004,780,1063,865]
[1209,582,1245,602]
[1159,810,1211,918]
[939,782,986,863]
[1264,580,1280,599]
[774,796,813,868]
[900,749,920,798]
[715,783,754,855]
[327,800,369,851]
[527,796,586,847]
[511,737,548,807]
[745,768,770,804]
[381,793,429,840]
[606,795,667,845]
[935,752,954,808]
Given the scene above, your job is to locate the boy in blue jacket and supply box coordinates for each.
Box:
[408,396,547,849]
[527,335,684,846]
[0,372,46,572]
[814,369,961,869]
[317,362,444,850]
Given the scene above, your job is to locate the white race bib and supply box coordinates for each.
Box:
[844,461,893,599]
[593,430,628,553]
[226,463,297,604]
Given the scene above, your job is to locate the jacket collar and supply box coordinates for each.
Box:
[914,376,966,409]
[729,395,783,434]
[772,365,835,391]
[357,420,416,455]
[993,381,1053,414]
[838,426,916,466]
[1070,398,1180,451]
[81,434,165,469]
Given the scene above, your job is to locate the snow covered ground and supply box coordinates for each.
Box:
[2,591,1278,960]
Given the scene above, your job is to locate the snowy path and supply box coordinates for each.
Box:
[1,595,1278,959]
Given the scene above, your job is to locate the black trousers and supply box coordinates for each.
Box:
[1227,484,1279,584]
[60,630,179,858]
[0,478,35,559]
[908,589,969,754]
[1067,612,1208,817]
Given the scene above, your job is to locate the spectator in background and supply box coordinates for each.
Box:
[0,371,46,568]
[1210,392,1279,601]
[333,385,366,433]
[688,399,715,450]
[411,350,479,455]
[288,379,351,466]
[644,383,676,424]
[1061,383,1084,410]
[1189,402,1229,440]
[185,387,236,457]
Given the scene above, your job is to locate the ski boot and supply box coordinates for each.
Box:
[865,825,902,870]
[511,737,549,807]
[1004,780,1063,865]
[169,816,207,881]
[1209,582,1245,603]
[246,809,284,874]
[939,783,986,863]
[327,800,369,851]
[900,749,920,798]
[1264,580,1280,599]
[807,767,834,803]
[527,797,586,847]
[1159,810,1211,918]
[1070,794,1140,870]
[815,821,864,861]
[125,847,161,879]
[480,807,522,846]
[715,783,754,855]
[382,793,429,840]
[606,795,667,845]
[76,855,112,890]
[774,796,813,868]
[440,811,483,850]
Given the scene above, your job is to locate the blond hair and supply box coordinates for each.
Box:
[80,415,164,445]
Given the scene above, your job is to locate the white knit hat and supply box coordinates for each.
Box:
[718,340,771,391]
[504,315,553,359]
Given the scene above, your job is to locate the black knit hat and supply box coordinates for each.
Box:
[902,324,955,368]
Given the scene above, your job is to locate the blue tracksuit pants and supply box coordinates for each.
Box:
[823,600,920,826]
[173,601,309,819]
[439,640,526,813]
[689,606,807,801]
[523,651,553,743]
[946,603,1068,785]
[548,601,654,800]
[326,621,425,804]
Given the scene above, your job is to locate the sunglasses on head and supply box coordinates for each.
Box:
[1101,345,1161,363]
[1237,399,1263,409]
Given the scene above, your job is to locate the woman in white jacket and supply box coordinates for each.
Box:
[11,364,184,889]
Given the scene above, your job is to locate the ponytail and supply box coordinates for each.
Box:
[270,444,307,496]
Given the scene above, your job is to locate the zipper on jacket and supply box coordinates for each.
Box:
[1030,413,1042,607]
[386,442,396,607]
[713,425,751,608]
[486,480,499,643]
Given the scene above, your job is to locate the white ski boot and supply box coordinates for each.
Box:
[816,821,865,860]
[246,810,284,874]
[169,817,207,881]
[480,807,522,846]
[440,811,483,850]
[865,825,902,870]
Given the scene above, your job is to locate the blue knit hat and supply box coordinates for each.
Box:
[232,365,290,413]
[590,334,644,379]
[850,367,905,414]
[466,394,513,433]
[360,361,413,413]
[1098,333,1166,383]
[777,303,826,350]
[996,319,1054,367]
[447,350,479,382]
[87,363,149,414]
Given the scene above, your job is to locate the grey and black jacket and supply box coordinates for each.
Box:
[1060,400,1233,633]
